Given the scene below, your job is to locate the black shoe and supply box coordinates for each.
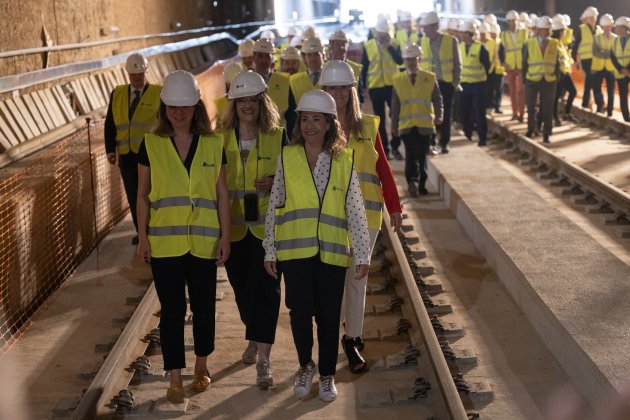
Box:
[353,336,364,351]
[478,141,486,147]
[131,235,139,245]
[596,105,605,113]
[525,131,533,138]
[418,186,429,195]
[494,109,503,114]
[563,113,577,122]
[341,335,367,373]
[392,149,403,160]
[408,182,418,198]
[543,135,550,144]
[554,118,562,127]
[465,135,473,142]
[517,115,524,123]
[429,146,439,155]
[441,147,449,154]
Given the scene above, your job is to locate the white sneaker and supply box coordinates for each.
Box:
[256,360,273,389]
[293,360,316,398]
[318,375,337,402]
[242,341,257,364]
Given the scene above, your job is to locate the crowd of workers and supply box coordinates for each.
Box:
[102,4,629,405]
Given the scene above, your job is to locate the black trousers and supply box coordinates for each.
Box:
[368,86,393,154]
[224,231,281,344]
[281,255,346,376]
[592,70,616,116]
[460,82,487,143]
[118,153,138,232]
[526,80,556,136]
[581,59,594,108]
[437,81,455,148]
[617,77,629,122]
[401,127,431,188]
[486,73,503,111]
[151,253,217,371]
[554,73,577,119]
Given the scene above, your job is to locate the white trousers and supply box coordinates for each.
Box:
[341,228,380,337]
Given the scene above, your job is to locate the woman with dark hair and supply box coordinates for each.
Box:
[136,70,230,403]
[221,71,287,389]
[263,90,370,402]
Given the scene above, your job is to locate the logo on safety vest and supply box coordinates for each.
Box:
[356,136,371,143]
[332,185,342,191]
[202,161,215,167]
[258,155,271,160]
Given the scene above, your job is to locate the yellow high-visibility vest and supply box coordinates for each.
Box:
[145,132,224,259]
[393,70,435,130]
[525,37,559,82]
[420,34,456,83]
[484,38,506,75]
[348,114,383,229]
[289,71,319,104]
[275,146,354,267]
[213,95,228,129]
[591,33,617,72]
[112,84,161,155]
[224,128,283,241]
[577,24,602,60]
[500,29,527,70]
[559,43,572,75]
[460,42,487,83]
[562,27,573,48]
[612,37,630,79]
[267,72,290,122]
[395,29,419,48]
[364,38,399,88]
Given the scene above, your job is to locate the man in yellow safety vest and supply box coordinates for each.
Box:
[573,6,603,109]
[591,14,617,117]
[611,16,630,122]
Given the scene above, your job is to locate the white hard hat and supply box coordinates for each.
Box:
[581,7,598,19]
[527,16,538,28]
[260,29,275,40]
[479,22,490,34]
[599,14,614,27]
[421,11,440,26]
[399,10,412,21]
[253,38,275,54]
[223,62,242,84]
[519,12,529,22]
[375,17,391,33]
[320,60,355,86]
[614,16,630,28]
[448,18,462,31]
[302,26,317,39]
[238,39,254,58]
[281,46,301,60]
[459,20,477,33]
[484,14,497,25]
[290,35,303,48]
[536,16,552,29]
[125,53,148,74]
[161,70,200,106]
[287,26,300,37]
[302,37,324,53]
[329,30,348,42]
[492,23,501,34]
[472,18,482,28]
[296,89,337,116]
[506,10,518,21]
[228,71,267,99]
[552,14,566,30]
[529,13,538,23]
[402,43,422,58]
[563,14,571,26]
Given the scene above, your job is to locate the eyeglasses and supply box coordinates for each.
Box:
[236,97,261,104]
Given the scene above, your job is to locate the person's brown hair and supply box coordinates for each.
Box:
[154,100,213,136]
[290,112,347,157]
[221,92,281,134]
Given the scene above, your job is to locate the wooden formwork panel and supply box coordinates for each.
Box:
[78,77,100,111]
[0,111,20,150]
[39,89,67,127]
[4,99,36,139]
[162,54,177,73]
[0,102,26,144]
[102,71,118,94]
[69,80,90,115]
[51,86,77,123]
[185,48,200,69]
[19,95,49,134]
[89,75,107,106]
[154,55,172,78]
[25,92,55,131]
[146,65,161,85]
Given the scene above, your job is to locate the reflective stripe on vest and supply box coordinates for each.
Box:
[275,146,354,267]
[224,128,283,241]
[613,37,630,79]
[525,38,559,82]
[393,70,435,130]
[460,42,487,83]
[578,24,602,60]
[145,133,223,258]
[591,33,617,72]
[112,84,161,155]
[348,114,383,229]
[420,34,455,83]
[289,72,318,104]
[501,29,527,70]
[364,39,399,88]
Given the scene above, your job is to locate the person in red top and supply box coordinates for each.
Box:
[320,61,402,373]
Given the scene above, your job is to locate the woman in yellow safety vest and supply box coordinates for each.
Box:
[136,70,230,403]
[320,60,403,374]
[263,90,370,402]
[221,71,287,390]
[592,14,618,117]
[611,16,630,122]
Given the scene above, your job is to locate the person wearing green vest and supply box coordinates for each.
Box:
[320,61,402,374]
[135,70,230,403]
[573,6,603,109]
[394,10,419,48]
[592,14,618,117]
[523,16,560,143]
[551,17,577,127]
[290,37,325,104]
[105,53,161,245]
[263,90,370,402]
[253,38,292,129]
[220,71,287,390]
[611,16,630,122]
[459,20,490,146]
[212,62,241,130]
[499,10,528,122]
[392,44,443,197]
[328,30,364,103]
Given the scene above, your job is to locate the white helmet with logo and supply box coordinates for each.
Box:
[448,18,462,31]
[484,14,497,25]
[599,14,614,27]
[296,90,337,116]
[581,7,598,19]
[125,53,148,74]
[329,30,348,43]
[223,62,242,85]
[260,29,275,40]
[552,14,567,31]
[302,37,324,53]
[302,26,318,39]
[238,39,255,58]
[536,16,552,29]
[459,20,477,33]
[253,38,275,54]
[422,11,440,26]
[320,61,356,86]
[228,71,267,99]
[281,46,301,60]
[161,70,200,106]
[506,10,518,21]
[402,44,422,58]
[614,16,630,29]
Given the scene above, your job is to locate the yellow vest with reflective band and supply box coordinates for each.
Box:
[289,71,319,104]
[213,95,228,129]
[275,146,354,267]
[562,28,573,48]
[558,43,572,74]
[112,84,161,155]
[267,72,290,123]
[145,133,223,259]
[348,114,383,230]
[395,29,419,48]
[364,39,399,88]
[224,128,283,241]
[486,38,506,75]
[500,29,527,70]
[525,37,559,82]
[460,42,487,83]
[347,60,363,89]
[393,70,435,131]
[592,33,617,72]
[612,37,630,79]
[578,24,602,60]
[420,34,455,83]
